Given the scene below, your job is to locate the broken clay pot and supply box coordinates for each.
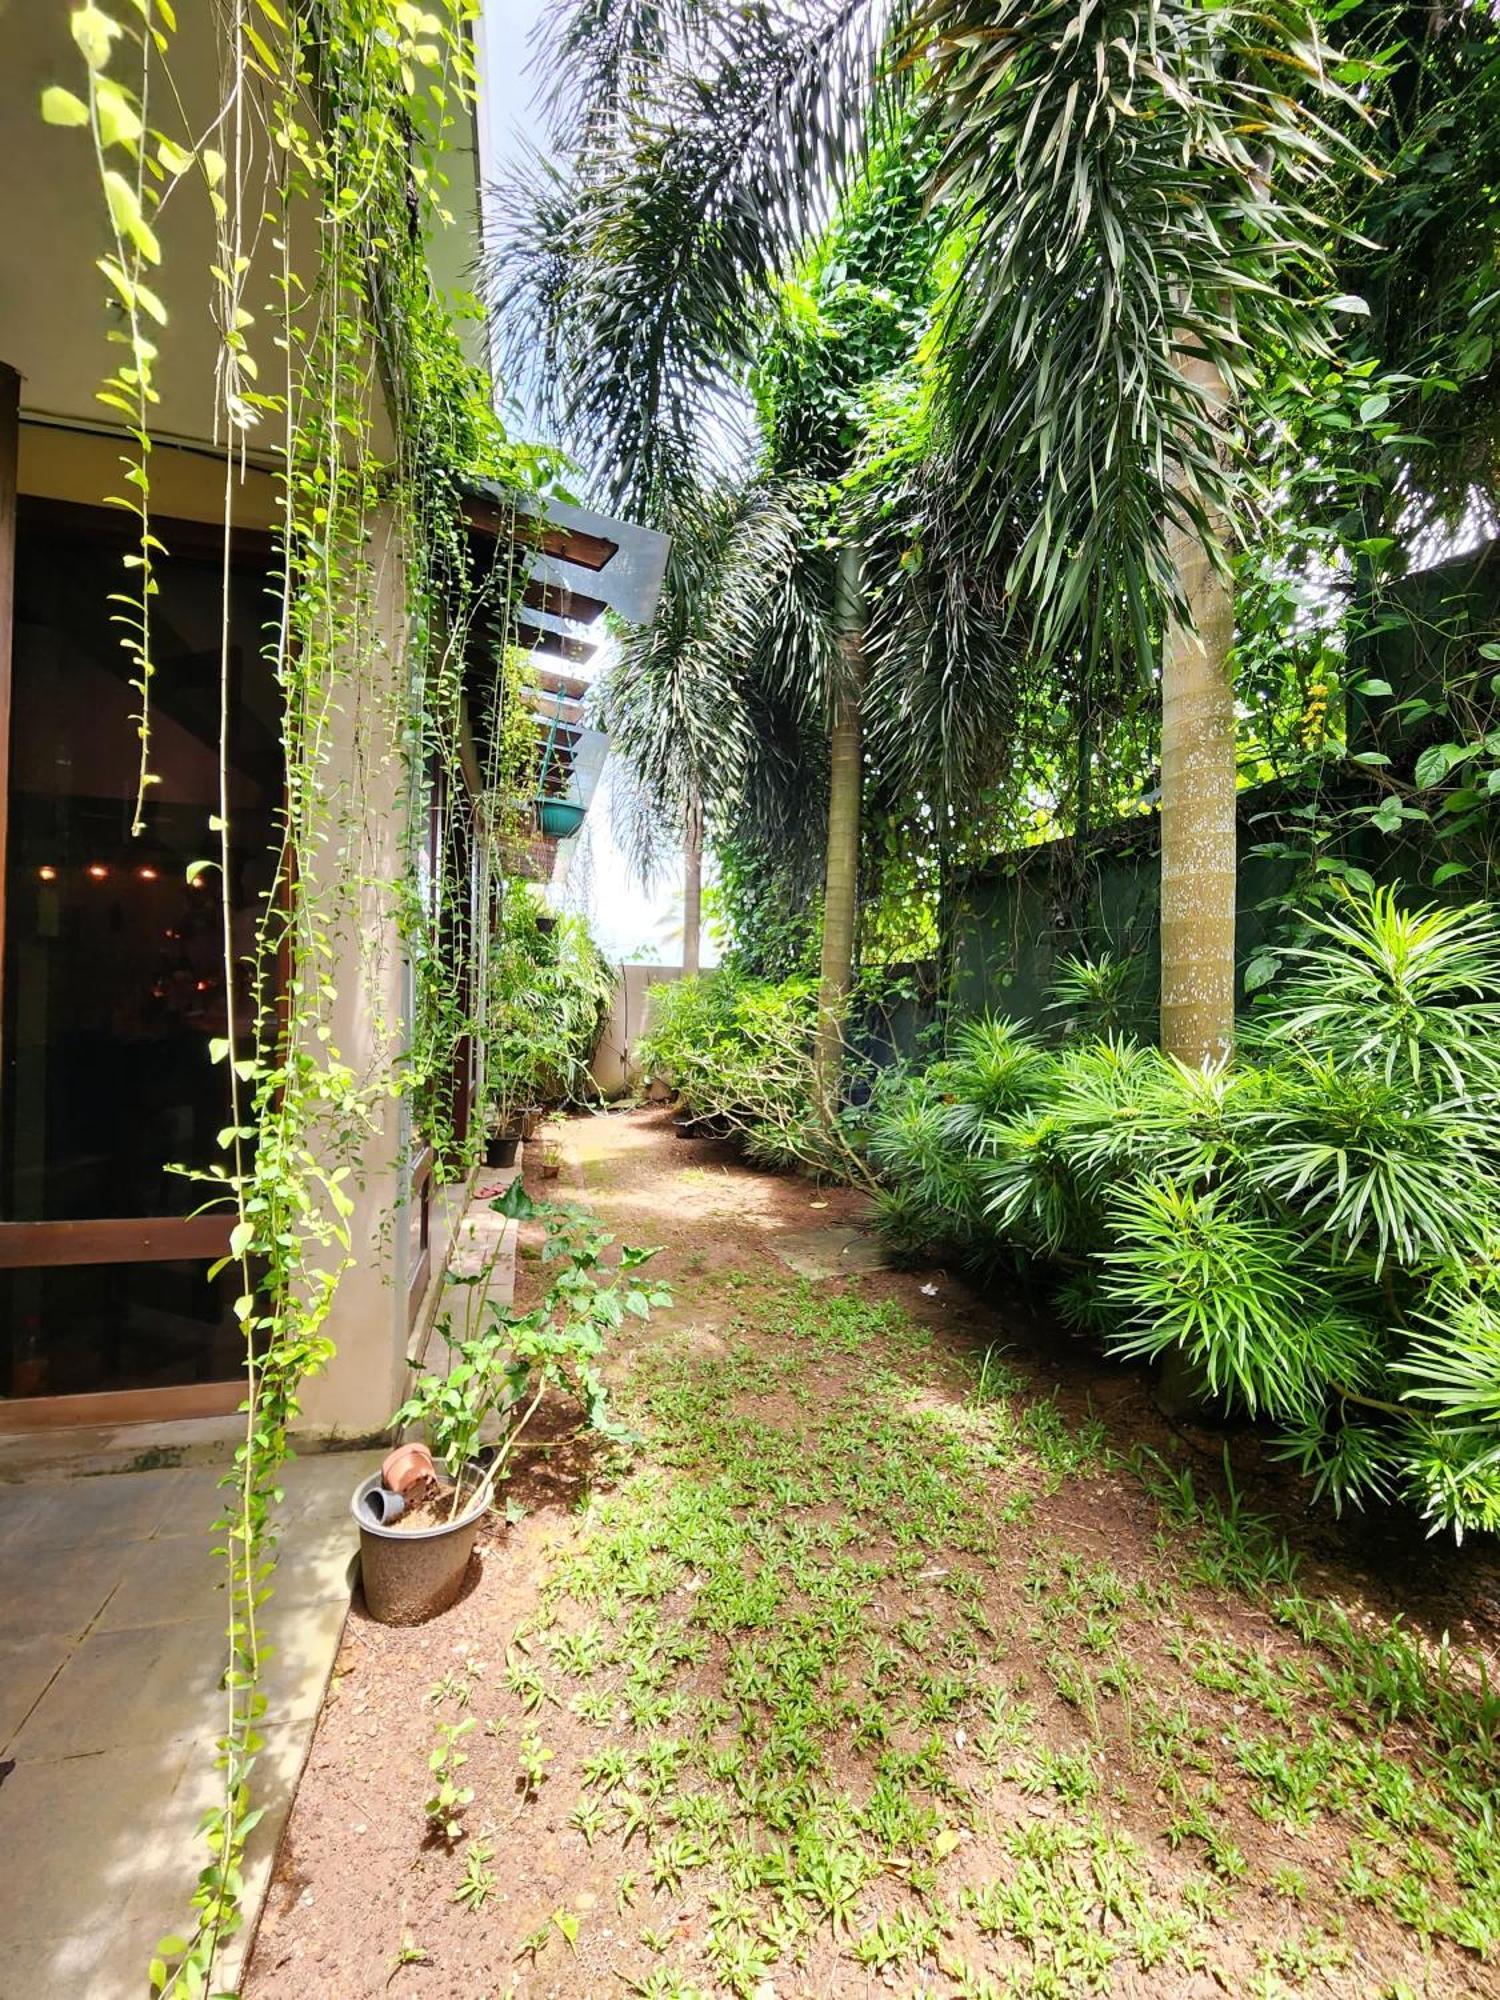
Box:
[381,1441,437,1497]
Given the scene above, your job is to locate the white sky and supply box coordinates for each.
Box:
[479,0,713,966]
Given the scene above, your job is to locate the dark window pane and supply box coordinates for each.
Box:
[2,512,281,1222]
[0,1259,245,1399]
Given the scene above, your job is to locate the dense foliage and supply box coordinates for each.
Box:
[638,971,846,1174]
[484,889,616,1131]
[869,893,1500,1537]
[499,0,1500,992]
[641,893,1500,1536]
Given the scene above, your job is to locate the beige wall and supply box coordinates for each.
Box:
[233,502,469,1442]
[592,964,685,1098]
[0,6,481,462]
[17,421,279,530]
[4,7,279,450]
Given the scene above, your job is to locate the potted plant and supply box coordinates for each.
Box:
[352,1181,670,1623]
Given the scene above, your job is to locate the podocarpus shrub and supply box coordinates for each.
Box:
[867,892,1500,1538]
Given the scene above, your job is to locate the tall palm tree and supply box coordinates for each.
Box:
[816,541,866,1111]
[489,0,1359,1067]
[593,477,789,972]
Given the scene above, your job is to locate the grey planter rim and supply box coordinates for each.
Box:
[351,1464,489,1542]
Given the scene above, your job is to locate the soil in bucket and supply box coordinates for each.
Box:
[355,1471,484,1625]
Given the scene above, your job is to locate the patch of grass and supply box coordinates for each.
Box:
[410,1240,1498,1993]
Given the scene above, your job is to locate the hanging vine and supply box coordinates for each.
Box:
[45,4,553,1990]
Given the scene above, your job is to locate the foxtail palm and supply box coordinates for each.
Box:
[594,476,810,970]
[917,0,1359,1061]
[815,542,866,1112]
[489,0,1361,1066]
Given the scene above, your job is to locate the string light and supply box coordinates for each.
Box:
[137,865,159,882]
[86,864,109,881]
[36,865,57,882]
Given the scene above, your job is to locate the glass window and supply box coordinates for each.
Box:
[1,505,282,1398]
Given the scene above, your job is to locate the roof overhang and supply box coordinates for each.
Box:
[462,481,671,630]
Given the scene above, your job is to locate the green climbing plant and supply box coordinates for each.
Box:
[44,4,557,1992]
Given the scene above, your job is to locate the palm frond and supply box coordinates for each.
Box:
[486,0,893,510]
[909,0,1363,669]
[594,473,821,880]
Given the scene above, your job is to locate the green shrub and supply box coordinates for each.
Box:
[1047,950,1150,1040]
[637,970,821,1167]
[867,891,1500,1538]
[485,888,616,1131]
[636,969,876,1183]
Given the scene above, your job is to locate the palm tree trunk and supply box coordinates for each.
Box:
[1160,352,1237,1068]
[814,544,865,1119]
[681,790,702,975]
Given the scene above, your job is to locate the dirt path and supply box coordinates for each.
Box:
[246,1107,1500,2000]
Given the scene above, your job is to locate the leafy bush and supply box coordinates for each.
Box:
[1047,950,1150,1040]
[867,891,1500,1538]
[485,888,616,1131]
[636,969,874,1183]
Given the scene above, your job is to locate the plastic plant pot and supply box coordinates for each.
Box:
[536,799,587,838]
[352,1464,487,1626]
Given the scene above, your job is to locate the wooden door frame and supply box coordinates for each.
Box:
[0,366,17,1125]
[0,460,269,1428]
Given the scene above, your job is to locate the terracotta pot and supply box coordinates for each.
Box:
[352,1464,487,1626]
[380,1441,437,1497]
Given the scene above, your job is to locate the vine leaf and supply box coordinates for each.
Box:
[40,86,90,126]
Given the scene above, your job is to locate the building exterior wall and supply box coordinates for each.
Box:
[291,504,471,1438]
[0,19,484,1436]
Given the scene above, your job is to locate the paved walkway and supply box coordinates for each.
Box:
[0,1449,378,1999]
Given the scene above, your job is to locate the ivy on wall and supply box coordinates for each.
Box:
[44,4,553,1989]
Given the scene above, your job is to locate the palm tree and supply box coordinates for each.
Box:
[817,540,866,1111]
[916,0,1359,1063]
[489,0,1359,1068]
[593,478,775,974]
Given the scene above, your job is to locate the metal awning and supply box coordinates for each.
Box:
[460,484,669,884]
[462,481,670,636]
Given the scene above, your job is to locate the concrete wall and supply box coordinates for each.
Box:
[592,963,684,1097]
[292,504,470,1438]
[5,11,312,452]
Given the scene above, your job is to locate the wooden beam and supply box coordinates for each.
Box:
[462,495,620,572]
[522,577,608,625]
[535,666,590,702]
[0,1379,245,1433]
[515,620,597,667]
[0,1215,234,1270]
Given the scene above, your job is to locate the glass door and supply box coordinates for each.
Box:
[0,500,282,1413]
